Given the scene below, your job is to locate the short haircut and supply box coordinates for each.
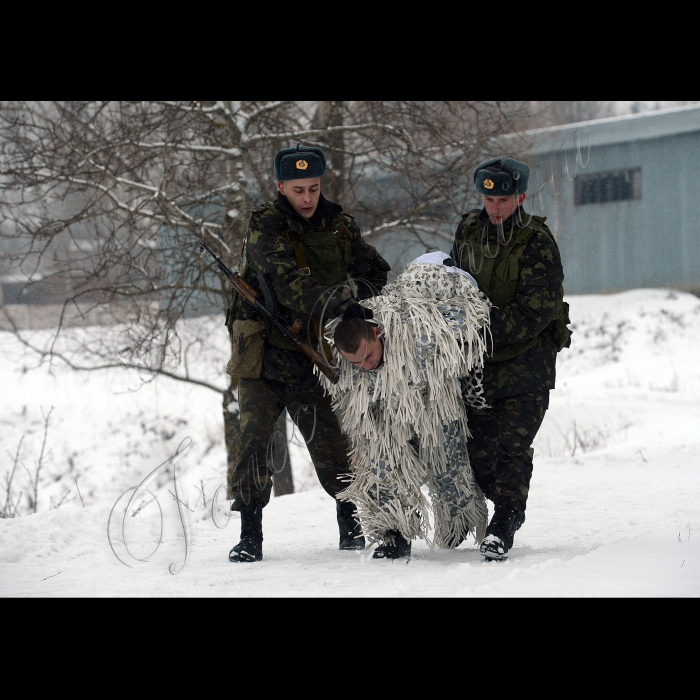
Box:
[334,318,377,354]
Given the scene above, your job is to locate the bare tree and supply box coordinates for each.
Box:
[0,101,527,493]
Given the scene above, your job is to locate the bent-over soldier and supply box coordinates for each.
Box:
[226,143,390,562]
[321,253,491,560]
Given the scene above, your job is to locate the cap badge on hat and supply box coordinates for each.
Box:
[483,178,494,190]
[296,159,308,171]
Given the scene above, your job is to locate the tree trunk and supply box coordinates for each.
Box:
[221,105,247,499]
[312,101,345,207]
[271,410,294,496]
[222,320,243,499]
[223,377,240,498]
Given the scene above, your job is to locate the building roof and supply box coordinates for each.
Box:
[497,104,700,155]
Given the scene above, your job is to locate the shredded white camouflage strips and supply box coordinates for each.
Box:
[318,261,492,550]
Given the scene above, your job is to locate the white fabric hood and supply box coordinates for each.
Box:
[411,251,478,288]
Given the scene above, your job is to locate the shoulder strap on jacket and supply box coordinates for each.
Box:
[262,201,310,276]
[289,230,311,276]
[460,209,481,236]
[526,214,557,245]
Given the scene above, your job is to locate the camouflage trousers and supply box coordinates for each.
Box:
[466,391,549,514]
[230,376,352,511]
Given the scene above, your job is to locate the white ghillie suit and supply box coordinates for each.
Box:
[319,253,492,550]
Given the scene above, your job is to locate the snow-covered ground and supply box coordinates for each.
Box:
[1,288,698,597]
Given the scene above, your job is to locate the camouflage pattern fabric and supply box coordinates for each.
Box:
[451,208,565,401]
[359,414,482,549]
[451,206,565,518]
[433,421,478,519]
[229,193,389,508]
[259,338,319,387]
[466,391,549,514]
[321,262,491,547]
[235,193,390,355]
[230,377,352,511]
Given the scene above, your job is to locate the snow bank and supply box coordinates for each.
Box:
[1,289,698,597]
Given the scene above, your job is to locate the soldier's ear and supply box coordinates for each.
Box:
[277,182,285,196]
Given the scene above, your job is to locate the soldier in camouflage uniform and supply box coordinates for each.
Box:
[226,143,390,562]
[450,157,572,561]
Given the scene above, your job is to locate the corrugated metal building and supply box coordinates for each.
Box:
[513,105,700,294]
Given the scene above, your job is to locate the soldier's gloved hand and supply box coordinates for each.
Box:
[342,303,373,321]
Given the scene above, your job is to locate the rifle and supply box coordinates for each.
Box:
[198,239,340,384]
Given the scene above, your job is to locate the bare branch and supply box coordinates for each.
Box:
[2,435,25,519]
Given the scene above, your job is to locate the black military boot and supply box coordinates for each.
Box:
[336,499,365,550]
[229,502,263,562]
[480,501,525,562]
[372,530,411,559]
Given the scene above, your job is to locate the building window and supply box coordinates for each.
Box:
[575,168,642,205]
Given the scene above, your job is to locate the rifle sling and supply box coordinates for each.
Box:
[289,230,311,276]
[289,230,333,361]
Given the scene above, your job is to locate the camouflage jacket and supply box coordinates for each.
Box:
[450,208,565,400]
[233,193,390,385]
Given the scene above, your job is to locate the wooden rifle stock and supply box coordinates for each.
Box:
[198,240,340,384]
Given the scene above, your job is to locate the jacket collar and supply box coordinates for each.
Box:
[275,192,343,229]
[478,206,526,237]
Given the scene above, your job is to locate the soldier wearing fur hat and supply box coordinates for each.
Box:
[225,143,390,563]
[450,156,572,562]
